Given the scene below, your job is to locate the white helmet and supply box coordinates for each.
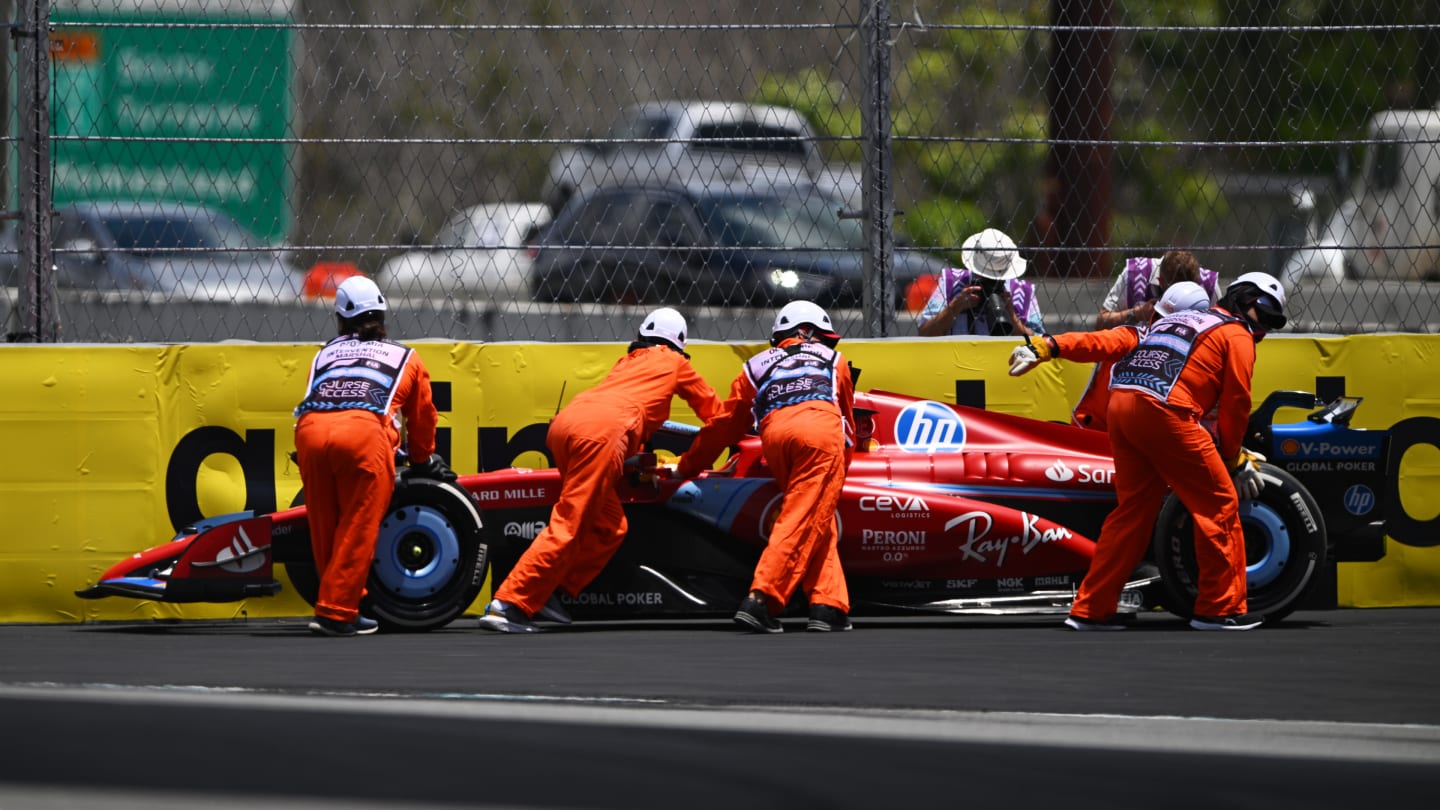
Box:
[772,300,830,333]
[1226,271,1288,329]
[1155,281,1212,316]
[334,275,386,317]
[638,307,688,351]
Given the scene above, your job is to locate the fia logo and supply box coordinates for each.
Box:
[894,400,966,453]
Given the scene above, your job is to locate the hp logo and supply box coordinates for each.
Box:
[895,400,967,453]
[1343,484,1375,516]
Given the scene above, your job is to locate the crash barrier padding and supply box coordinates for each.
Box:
[3,335,1438,624]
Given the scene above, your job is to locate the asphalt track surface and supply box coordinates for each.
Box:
[2,607,1438,809]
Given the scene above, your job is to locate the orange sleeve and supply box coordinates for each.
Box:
[1211,327,1255,464]
[674,356,722,423]
[1053,326,1140,364]
[675,372,757,478]
[837,353,857,469]
[397,351,439,461]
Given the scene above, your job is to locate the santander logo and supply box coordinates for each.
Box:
[1044,460,1075,482]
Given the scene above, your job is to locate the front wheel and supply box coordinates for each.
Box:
[1151,463,1327,624]
[366,478,489,631]
[283,478,489,632]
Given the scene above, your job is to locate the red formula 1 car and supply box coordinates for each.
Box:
[81,389,1376,631]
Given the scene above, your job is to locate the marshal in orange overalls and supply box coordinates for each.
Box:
[295,341,437,624]
[494,345,720,616]
[1070,309,1257,621]
[677,337,857,617]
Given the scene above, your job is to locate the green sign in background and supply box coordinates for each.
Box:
[45,7,293,243]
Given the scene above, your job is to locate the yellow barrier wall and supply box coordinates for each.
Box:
[3,335,1438,623]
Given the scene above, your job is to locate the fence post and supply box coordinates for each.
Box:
[859,0,895,338]
[12,0,57,342]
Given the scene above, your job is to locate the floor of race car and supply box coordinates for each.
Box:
[1,608,1437,809]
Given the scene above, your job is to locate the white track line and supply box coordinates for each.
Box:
[4,683,1439,765]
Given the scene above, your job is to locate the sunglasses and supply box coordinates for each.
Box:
[1252,293,1286,329]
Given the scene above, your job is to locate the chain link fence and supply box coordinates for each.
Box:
[5,0,1440,343]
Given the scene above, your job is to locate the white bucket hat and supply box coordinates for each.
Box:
[961,228,1027,281]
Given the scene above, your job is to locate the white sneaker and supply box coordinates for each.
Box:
[476,599,543,634]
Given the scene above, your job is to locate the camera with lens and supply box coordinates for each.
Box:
[975,277,1014,336]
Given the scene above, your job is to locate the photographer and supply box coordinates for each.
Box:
[1094,251,1218,330]
[916,228,1045,337]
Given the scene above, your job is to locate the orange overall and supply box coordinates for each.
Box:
[294,345,436,624]
[677,339,856,615]
[496,346,720,616]
[1053,326,1142,432]
[1070,312,1256,621]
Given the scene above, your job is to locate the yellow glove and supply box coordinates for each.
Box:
[1230,449,1267,500]
[1007,336,1056,377]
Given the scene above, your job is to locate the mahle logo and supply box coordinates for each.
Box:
[895,400,966,453]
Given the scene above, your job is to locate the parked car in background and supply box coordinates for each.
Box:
[1283,107,1440,285]
[543,101,862,215]
[51,201,303,302]
[378,203,551,301]
[529,184,948,307]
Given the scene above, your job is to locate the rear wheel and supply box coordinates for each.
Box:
[1151,463,1327,623]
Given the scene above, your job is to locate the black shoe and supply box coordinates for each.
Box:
[806,604,853,632]
[477,599,543,634]
[1063,614,1128,632]
[536,594,573,624]
[1190,613,1263,631]
[353,616,380,634]
[308,615,373,637]
[734,596,783,634]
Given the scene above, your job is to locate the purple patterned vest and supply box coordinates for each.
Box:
[938,267,1036,336]
[1122,257,1219,308]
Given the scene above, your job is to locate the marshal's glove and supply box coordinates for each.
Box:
[1008,335,1056,377]
[404,453,458,484]
[1230,449,1266,500]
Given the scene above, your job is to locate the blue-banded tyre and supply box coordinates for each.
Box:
[283,478,488,632]
[1151,463,1327,623]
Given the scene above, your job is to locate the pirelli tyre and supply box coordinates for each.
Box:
[1151,462,1327,624]
[283,478,489,632]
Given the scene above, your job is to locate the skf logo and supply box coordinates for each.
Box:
[1044,460,1074,482]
